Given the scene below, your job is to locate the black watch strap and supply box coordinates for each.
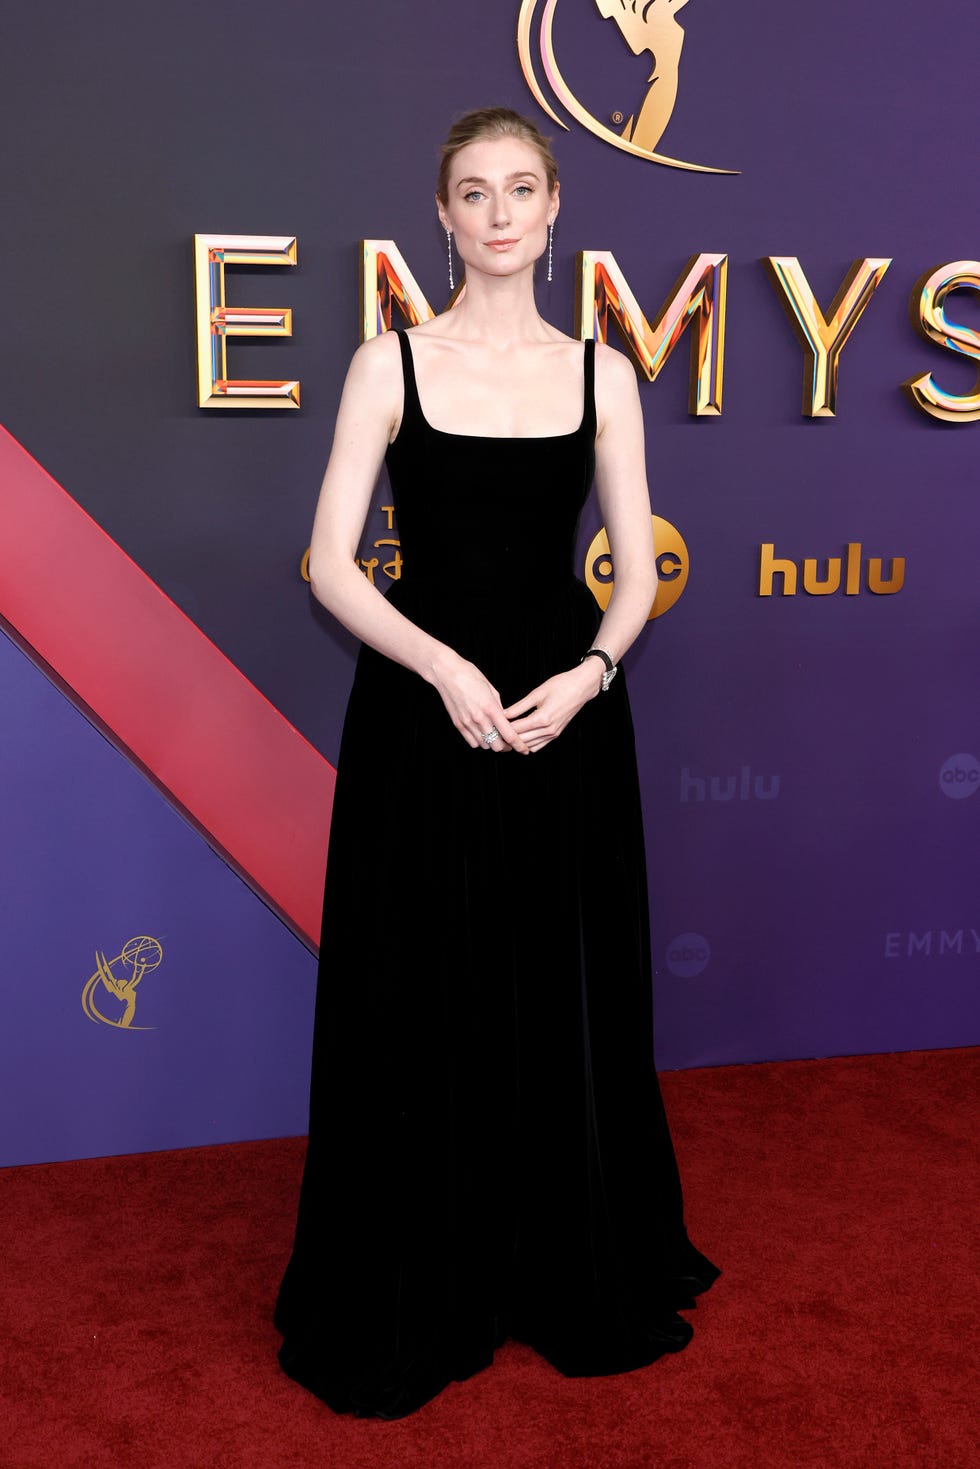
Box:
[581,647,614,673]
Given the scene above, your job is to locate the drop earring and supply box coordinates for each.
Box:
[547,220,554,282]
[446,228,454,291]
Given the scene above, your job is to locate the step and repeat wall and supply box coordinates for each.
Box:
[1,1,976,1163]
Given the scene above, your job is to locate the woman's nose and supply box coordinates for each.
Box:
[491,195,511,226]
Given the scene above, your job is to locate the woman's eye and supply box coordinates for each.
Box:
[514,184,534,197]
[464,190,484,203]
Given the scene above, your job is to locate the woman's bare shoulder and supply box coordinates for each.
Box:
[344,328,402,390]
[593,338,641,437]
[330,332,403,440]
[594,337,635,379]
[350,327,402,363]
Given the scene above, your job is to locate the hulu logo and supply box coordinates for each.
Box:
[680,765,780,803]
[758,542,905,596]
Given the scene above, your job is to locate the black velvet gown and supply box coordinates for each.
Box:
[274,328,720,1418]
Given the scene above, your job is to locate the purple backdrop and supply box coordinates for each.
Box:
[0,1,977,1163]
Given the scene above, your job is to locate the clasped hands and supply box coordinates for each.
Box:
[432,651,604,755]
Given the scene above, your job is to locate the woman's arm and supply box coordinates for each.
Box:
[586,339,659,661]
[308,331,529,753]
[504,341,657,751]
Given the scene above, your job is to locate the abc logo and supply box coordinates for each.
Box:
[585,515,689,620]
[939,753,980,800]
[665,933,711,978]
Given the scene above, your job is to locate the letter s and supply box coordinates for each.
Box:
[903,261,980,424]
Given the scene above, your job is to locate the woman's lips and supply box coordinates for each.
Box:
[486,239,519,250]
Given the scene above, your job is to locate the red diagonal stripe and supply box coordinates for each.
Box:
[0,424,334,947]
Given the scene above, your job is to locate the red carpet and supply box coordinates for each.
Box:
[3,1047,976,1468]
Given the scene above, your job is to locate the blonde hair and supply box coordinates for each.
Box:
[436,106,558,203]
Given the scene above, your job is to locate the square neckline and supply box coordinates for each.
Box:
[397,329,590,443]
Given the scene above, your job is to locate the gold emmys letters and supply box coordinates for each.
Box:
[361,239,465,339]
[903,262,980,424]
[575,250,727,415]
[763,257,892,418]
[195,236,980,423]
[194,234,299,408]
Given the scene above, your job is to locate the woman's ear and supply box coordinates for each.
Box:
[548,180,561,226]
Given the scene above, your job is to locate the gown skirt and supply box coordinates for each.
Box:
[274,329,721,1418]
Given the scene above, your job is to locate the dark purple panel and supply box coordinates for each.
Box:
[0,630,316,1166]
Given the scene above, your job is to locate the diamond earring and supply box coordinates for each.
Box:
[547,220,554,282]
[447,228,454,291]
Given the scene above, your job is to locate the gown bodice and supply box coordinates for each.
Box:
[384,329,597,605]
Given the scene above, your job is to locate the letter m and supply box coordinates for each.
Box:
[575,252,728,415]
[361,240,463,341]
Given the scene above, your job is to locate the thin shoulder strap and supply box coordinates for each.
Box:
[584,336,597,434]
[394,327,422,427]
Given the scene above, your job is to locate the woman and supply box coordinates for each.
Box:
[274,105,720,1420]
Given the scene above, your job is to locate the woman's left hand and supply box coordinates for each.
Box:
[502,660,604,753]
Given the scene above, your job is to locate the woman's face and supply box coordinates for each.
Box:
[436,135,558,284]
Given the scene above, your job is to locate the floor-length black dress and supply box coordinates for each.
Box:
[274,328,720,1418]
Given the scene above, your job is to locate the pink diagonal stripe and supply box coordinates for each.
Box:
[0,423,334,946]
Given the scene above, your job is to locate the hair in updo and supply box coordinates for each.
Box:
[436,106,559,203]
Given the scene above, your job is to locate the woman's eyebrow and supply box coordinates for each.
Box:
[456,171,541,187]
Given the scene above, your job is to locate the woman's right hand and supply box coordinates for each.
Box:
[428,650,530,754]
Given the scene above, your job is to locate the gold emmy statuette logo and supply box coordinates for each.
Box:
[81,936,164,1030]
[518,0,737,174]
[586,514,689,619]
